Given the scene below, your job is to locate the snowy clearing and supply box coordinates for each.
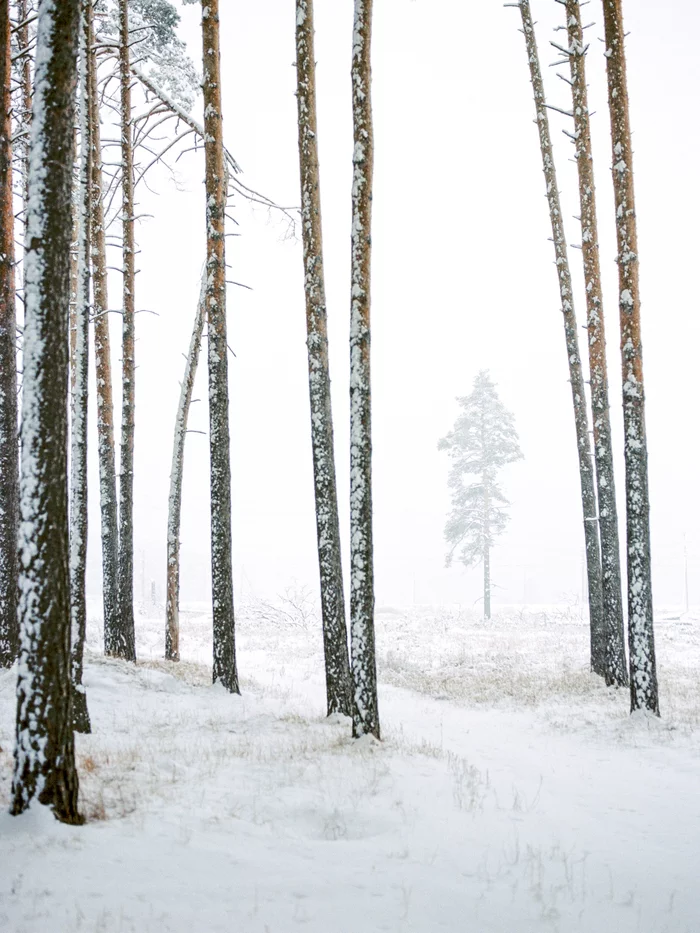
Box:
[1,603,698,932]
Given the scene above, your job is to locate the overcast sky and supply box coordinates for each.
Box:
[86,0,700,614]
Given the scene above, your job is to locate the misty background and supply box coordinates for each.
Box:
[85,0,699,613]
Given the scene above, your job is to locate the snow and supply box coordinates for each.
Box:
[1,602,699,931]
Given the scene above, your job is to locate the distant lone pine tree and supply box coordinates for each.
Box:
[439,371,523,619]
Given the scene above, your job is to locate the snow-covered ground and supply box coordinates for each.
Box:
[1,599,699,932]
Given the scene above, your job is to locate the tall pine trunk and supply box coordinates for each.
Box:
[199,0,238,692]
[349,0,379,739]
[165,275,206,662]
[601,0,658,715]
[16,0,31,214]
[564,0,627,687]
[295,0,352,717]
[116,0,136,660]
[70,2,92,734]
[88,3,120,656]
[0,0,19,669]
[516,0,605,674]
[11,0,82,824]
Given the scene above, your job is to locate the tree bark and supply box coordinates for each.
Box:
[601,0,658,715]
[0,0,19,669]
[564,0,627,688]
[199,0,238,693]
[70,1,92,734]
[349,0,379,740]
[295,0,352,718]
[116,0,136,660]
[16,0,32,215]
[88,3,120,657]
[11,0,83,824]
[165,274,206,662]
[517,0,605,674]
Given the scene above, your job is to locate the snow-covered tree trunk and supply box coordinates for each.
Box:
[295,0,352,718]
[565,0,627,688]
[601,0,658,715]
[349,0,379,740]
[199,0,238,693]
[88,2,120,657]
[69,2,91,734]
[0,0,19,669]
[516,0,605,674]
[165,274,206,663]
[11,0,82,823]
[116,0,136,660]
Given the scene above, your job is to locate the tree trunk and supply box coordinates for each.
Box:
[601,0,659,715]
[16,0,32,216]
[199,0,238,693]
[517,0,605,674]
[11,0,83,824]
[0,0,19,669]
[564,0,627,688]
[70,2,92,734]
[116,0,136,660]
[166,274,206,662]
[349,0,379,740]
[88,3,120,657]
[295,0,352,718]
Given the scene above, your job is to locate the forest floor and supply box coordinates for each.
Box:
[0,599,699,932]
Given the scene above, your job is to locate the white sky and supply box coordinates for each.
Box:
[86,0,700,614]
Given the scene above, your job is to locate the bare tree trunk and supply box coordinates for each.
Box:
[88,3,120,657]
[0,0,19,669]
[11,0,82,824]
[116,0,136,660]
[516,0,605,674]
[295,0,352,718]
[564,0,627,688]
[601,0,658,715]
[70,2,92,734]
[16,0,32,215]
[349,0,379,740]
[166,275,206,662]
[199,0,238,693]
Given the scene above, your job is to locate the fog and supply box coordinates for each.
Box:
[87,0,700,614]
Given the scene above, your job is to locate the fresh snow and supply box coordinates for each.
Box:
[1,602,699,932]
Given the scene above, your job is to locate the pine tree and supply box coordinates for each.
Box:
[0,0,19,669]
[439,372,523,619]
[349,0,379,740]
[601,0,658,715]
[562,0,627,687]
[513,0,605,674]
[70,0,92,733]
[88,0,120,657]
[116,0,137,661]
[166,274,205,662]
[11,0,82,823]
[197,0,238,692]
[295,0,352,718]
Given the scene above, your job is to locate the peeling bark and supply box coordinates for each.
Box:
[116,0,136,661]
[295,0,352,718]
[601,0,658,715]
[166,275,205,663]
[0,0,18,669]
[11,0,82,824]
[199,0,238,693]
[564,0,627,688]
[516,0,605,674]
[349,0,379,740]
